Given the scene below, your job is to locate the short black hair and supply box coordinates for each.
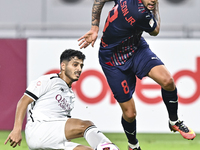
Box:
[60,49,86,63]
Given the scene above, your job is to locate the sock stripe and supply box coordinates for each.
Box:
[84,125,97,138]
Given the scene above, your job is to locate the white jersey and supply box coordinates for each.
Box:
[25,73,75,122]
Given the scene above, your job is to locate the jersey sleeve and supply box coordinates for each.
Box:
[136,12,157,33]
[25,77,51,101]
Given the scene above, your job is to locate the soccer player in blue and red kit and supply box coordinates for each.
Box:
[78,0,196,149]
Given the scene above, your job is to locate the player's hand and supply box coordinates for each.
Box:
[78,26,99,49]
[4,130,22,148]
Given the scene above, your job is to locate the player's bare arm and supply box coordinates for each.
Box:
[92,0,112,27]
[149,1,160,36]
[78,0,112,49]
[4,95,34,148]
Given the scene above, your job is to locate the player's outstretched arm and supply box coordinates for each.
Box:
[78,0,111,49]
[4,95,33,148]
[149,1,160,36]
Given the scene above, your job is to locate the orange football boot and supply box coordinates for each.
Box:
[169,120,196,140]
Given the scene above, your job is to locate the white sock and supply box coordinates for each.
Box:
[128,142,140,149]
[169,119,179,126]
[84,125,111,149]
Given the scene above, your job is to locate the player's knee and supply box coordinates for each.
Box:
[82,120,94,128]
[161,76,175,91]
[124,111,137,122]
[80,120,94,134]
[70,120,94,137]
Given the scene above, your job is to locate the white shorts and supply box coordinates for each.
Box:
[25,119,80,150]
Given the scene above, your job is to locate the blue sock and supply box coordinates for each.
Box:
[161,88,178,121]
[121,117,138,145]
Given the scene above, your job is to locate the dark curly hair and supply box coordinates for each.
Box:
[60,49,86,63]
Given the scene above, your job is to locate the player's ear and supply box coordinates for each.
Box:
[60,62,66,71]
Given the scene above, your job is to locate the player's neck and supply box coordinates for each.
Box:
[58,73,72,87]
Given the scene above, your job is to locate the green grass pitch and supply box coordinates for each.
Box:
[1,131,199,150]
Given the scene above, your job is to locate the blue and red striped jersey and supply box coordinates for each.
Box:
[99,0,157,66]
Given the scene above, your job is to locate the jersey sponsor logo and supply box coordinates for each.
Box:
[37,81,41,86]
[169,100,178,103]
[149,18,154,28]
[124,130,135,135]
[59,87,70,93]
[151,56,159,60]
[55,94,75,112]
[60,87,65,92]
[146,14,151,19]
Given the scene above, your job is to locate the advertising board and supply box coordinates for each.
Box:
[27,38,200,133]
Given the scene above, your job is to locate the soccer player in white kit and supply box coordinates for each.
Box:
[5,49,116,150]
